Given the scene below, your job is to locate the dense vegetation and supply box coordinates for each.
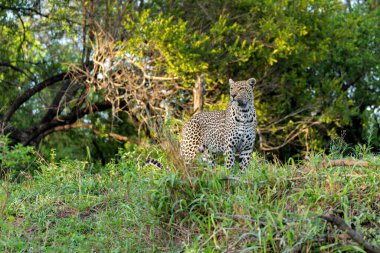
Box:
[1,138,379,251]
[1,0,379,161]
[0,0,379,252]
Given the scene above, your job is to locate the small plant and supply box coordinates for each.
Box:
[354,143,373,158]
[328,133,353,158]
[0,135,38,179]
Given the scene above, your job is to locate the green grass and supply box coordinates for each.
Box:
[1,147,379,252]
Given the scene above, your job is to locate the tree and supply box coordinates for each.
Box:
[1,0,379,162]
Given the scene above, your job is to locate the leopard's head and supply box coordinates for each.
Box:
[229,78,256,108]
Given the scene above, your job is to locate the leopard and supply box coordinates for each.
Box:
[180,78,257,170]
[144,77,257,170]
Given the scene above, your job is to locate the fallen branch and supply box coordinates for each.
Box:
[302,158,378,171]
[319,214,380,253]
[319,159,376,169]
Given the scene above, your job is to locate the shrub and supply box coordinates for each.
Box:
[0,135,38,179]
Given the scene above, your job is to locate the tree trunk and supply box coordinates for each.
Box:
[193,74,205,113]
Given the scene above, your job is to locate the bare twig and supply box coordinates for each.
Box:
[196,1,214,22]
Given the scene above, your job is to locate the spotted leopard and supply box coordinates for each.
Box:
[145,78,257,170]
[180,78,257,170]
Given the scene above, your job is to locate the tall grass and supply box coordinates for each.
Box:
[0,141,379,252]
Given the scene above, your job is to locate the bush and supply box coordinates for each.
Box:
[0,135,38,179]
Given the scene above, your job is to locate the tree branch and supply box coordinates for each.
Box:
[0,61,37,82]
[263,106,312,129]
[0,62,30,78]
[2,72,70,122]
[258,120,321,151]
[41,80,82,123]
[0,4,50,18]
[319,214,380,253]
[15,11,26,53]
[46,123,131,143]
[0,4,80,25]
[24,101,113,145]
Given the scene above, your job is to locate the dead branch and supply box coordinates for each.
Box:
[69,29,184,136]
[319,214,380,253]
[301,158,377,173]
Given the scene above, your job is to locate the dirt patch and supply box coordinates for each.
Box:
[57,206,79,218]
[79,202,107,220]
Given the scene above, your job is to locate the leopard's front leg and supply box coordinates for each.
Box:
[201,148,216,168]
[224,146,236,169]
[238,149,253,170]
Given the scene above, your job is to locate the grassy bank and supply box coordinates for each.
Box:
[1,145,379,252]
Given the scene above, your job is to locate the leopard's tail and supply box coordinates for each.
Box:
[143,158,165,170]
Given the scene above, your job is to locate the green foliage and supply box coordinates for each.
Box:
[121,9,209,85]
[0,135,38,179]
[1,0,379,161]
[1,3,379,249]
[1,144,378,251]
[121,0,379,157]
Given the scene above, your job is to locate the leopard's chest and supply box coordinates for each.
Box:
[222,118,255,151]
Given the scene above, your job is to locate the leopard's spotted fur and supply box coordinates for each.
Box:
[180,78,257,170]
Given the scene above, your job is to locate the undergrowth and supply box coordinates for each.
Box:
[0,141,379,252]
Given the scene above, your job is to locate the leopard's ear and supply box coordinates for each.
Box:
[229,79,234,87]
[247,78,256,88]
